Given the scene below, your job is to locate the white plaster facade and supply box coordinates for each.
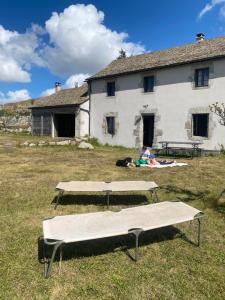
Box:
[79,100,90,137]
[90,59,225,150]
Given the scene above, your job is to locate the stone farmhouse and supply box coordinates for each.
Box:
[30,83,89,138]
[31,34,225,151]
[87,34,225,151]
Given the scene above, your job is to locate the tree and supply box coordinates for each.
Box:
[117,49,126,59]
[209,102,225,126]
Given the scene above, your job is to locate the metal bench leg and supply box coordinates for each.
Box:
[149,190,158,203]
[149,191,153,204]
[59,244,63,274]
[153,189,159,202]
[42,237,48,276]
[106,191,110,209]
[197,218,201,247]
[128,228,143,262]
[44,241,62,278]
[54,190,64,210]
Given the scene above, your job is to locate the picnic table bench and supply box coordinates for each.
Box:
[158,141,203,157]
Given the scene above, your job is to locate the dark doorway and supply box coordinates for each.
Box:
[143,115,155,147]
[54,114,75,137]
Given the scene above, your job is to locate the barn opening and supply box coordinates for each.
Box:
[143,115,155,147]
[54,114,75,137]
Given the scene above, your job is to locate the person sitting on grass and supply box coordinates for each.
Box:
[136,146,175,166]
[135,146,156,166]
[140,146,154,159]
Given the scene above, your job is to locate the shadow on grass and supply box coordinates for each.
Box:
[38,225,198,265]
[156,149,201,159]
[162,185,225,213]
[51,194,149,207]
[161,184,206,202]
[158,154,194,159]
[162,185,225,214]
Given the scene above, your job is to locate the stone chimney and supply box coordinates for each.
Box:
[55,82,61,93]
[196,33,205,43]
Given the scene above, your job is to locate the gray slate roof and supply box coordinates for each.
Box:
[31,84,88,108]
[89,36,225,80]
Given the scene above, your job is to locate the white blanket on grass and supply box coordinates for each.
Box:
[140,162,188,168]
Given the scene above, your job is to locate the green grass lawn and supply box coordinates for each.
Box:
[0,134,225,299]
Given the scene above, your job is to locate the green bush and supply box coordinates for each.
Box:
[0,109,17,117]
[220,144,225,155]
[87,137,101,146]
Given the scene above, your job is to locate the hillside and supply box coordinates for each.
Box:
[0,99,33,133]
[0,98,35,110]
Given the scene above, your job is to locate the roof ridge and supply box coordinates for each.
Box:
[33,84,87,101]
[118,35,225,61]
[30,84,88,108]
[89,35,225,81]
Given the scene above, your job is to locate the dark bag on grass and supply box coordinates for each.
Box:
[125,157,133,163]
[116,157,133,167]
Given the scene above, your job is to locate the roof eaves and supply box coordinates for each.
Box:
[29,103,79,109]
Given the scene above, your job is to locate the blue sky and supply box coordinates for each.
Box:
[1,0,225,102]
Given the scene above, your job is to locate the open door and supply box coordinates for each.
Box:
[54,114,75,137]
[143,115,154,147]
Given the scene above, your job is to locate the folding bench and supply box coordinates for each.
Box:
[54,181,159,209]
[41,201,203,278]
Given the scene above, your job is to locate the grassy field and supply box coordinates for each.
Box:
[0,134,225,300]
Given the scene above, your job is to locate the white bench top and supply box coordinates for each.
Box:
[56,181,158,192]
[43,201,201,243]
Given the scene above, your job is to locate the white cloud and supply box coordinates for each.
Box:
[0,89,31,103]
[220,4,225,16]
[43,4,144,77]
[0,4,145,83]
[198,0,225,19]
[30,23,46,35]
[0,24,44,83]
[40,88,55,97]
[64,73,89,88]
[40,73,89,97]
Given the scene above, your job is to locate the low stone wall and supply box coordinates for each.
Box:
[0,109,31,133]
[20,138,94,149]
